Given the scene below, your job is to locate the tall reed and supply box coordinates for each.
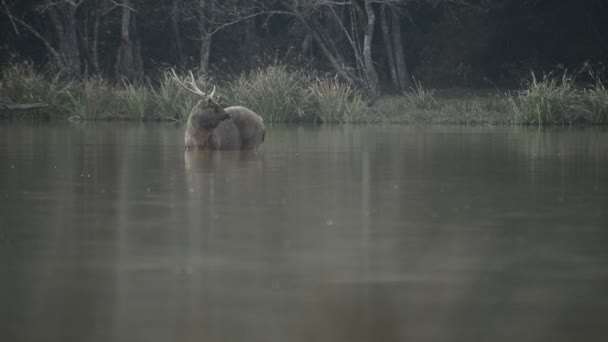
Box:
[0,63,68,114]
[226,65,315,122]
[118,82,150,121]
[509,72,578,125]
[579,81,608,124]
[403,78,438,110]
[151,70,200,121]
[63,77,113,120]
[309,76,368,123]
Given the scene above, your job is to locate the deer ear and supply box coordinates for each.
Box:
[216,95,225,106]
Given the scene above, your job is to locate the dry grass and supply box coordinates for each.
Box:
[2,63,606,125]
[225,65,315,122]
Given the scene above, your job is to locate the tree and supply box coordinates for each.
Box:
[381,3,410,91]
[41,0,83,76]
[0,0,86,75]
[181,0,264,74]
[115,0,143,82]
[279,0,402,103]
[170,0,185,65]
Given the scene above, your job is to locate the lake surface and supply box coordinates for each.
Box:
[1,123,608,342]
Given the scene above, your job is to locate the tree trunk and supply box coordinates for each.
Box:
[381,5,410,92]
[115,0,133,80]
[115,0,142,82]
[309,27,359,88]
[132,15,144,80]
[1,7,63,66]
[200,34,211,74]
[391,9,410,90]
[48,4,81,76]
[242,18,258,69]
[381,4,399,91]
[82,3,101,75]
[91,9,101,74]
[301,33,312,59]
[198,0,213,74]
[361,0,379,102]
[171,0,184,65]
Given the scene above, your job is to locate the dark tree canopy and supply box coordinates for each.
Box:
[1,0,606,90]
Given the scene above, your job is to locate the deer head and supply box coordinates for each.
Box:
[171,69,230,130]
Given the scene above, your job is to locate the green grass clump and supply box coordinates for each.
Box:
[309,76,369,123]
[151,70,200,121]
[0,63,67,114]
[118,82,150,121]
[226,65,373,123]
[63,77,113,120]
[403,79,438,110]
[509,72,578,125]
[3,62,604,126]
[579,81,608,124]
[226,65,315,122]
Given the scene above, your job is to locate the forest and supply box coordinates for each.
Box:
[1,0,607,124]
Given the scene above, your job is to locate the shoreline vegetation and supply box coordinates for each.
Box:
[1,63,607,126]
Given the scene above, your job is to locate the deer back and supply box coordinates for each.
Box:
[224,106,265,150]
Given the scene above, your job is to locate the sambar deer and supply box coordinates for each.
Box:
[172,70,265,150]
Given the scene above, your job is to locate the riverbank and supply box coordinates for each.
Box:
[1,64,607,125]
[374,89,511,125]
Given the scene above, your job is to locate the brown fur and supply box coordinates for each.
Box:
[185,100,265,151]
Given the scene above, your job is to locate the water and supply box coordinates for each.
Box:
[1,123,608,342]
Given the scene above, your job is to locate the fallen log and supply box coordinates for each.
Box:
[0,103,49,111]
[0,102,51,120]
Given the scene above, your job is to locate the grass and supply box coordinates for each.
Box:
[309,76,369,123]
[63,77,113,120]
[509,72,577,125]
[508,71,608,125]
[151,70,200,121]
[0,63,68,117]
[225,65,315,122]
[118,82,150,121]
[225,65,371,123]
[578,81,608,124]
[375,90,510,124]
[403,79,439,110]
[1,62,607,125]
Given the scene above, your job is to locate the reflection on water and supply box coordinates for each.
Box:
[1,123,608,342]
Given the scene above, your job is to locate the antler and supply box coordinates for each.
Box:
[170,69,215,99]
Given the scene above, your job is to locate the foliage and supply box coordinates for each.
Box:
[403,79,438,110]
[63,77,113,120]
[151,70,200,121]
[2,62,607,126]
[118,82,150,121]
[309,76,369,123]
[578,81,608,124]
[508,70,608,125]
[377,89,510,124]
[225,65,315,122]
[1,0,607,92]
[509,72,578,125]
[0,63,68,115]
[226,65,373,123]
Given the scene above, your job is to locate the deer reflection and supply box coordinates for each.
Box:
[184,150,263,174]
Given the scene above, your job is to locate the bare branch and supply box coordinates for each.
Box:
[0,5,63,65]
[111,0,136,12]
[1,0,20,35]
[38,0,88,12]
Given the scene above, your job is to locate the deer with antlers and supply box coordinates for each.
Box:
[172,70,265,150]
